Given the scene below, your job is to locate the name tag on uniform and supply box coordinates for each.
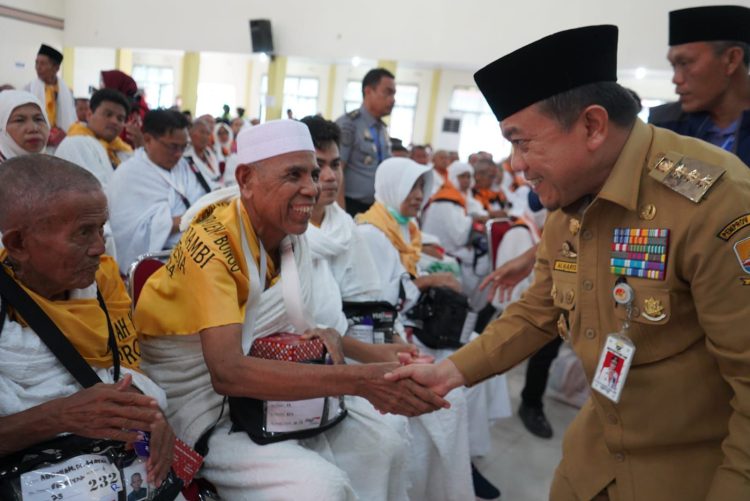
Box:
[592,334,635,403]
[265,398,327,433]
[21,453,122,501]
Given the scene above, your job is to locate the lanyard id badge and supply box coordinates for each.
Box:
[592,280,636,403]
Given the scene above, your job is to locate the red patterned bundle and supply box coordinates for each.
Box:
[250,333,325,362]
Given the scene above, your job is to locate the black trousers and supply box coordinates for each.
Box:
[345,197,373,218]
[520,336,563,408]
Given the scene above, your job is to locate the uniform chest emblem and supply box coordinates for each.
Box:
[560,241,577,259]
[610,228,670,280]
[642,297,666,321]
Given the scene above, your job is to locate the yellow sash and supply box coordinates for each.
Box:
[356,201,422,276]
[0,254,141,369]
[45,84,57,128]
[135,198,276,336]
[67,122,133,167]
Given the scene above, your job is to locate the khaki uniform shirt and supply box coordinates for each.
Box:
[336,106,391,204]
[451,120,750,501]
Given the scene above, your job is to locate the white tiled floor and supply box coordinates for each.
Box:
[473,362,580,501]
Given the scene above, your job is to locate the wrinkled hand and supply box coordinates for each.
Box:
[480,245,536,302]
[147,412,176,487]
[384,359,466,398]
[302,328,345,364]
[357,363,450,416]
[56,374,162,444]
[47,126,66,147]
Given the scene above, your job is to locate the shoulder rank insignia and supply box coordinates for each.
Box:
[347,109,361,119]
[649,151,725,203]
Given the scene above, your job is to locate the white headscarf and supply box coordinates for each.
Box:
[0,90,48,160]
[213,122,233,155]
[447,161,475,193]
[374,157,434,212]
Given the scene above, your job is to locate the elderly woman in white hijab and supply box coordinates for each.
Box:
[0,90,49,163]
[213,121,233,163]
[356,157,508,499]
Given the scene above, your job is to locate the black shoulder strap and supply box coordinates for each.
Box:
[185,155,212,195]
[0,269,106,388]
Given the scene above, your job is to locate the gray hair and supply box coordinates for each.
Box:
[536,82,640,131]
[0,154,102,231]
[711,40,750,67]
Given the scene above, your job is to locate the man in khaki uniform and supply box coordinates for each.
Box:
[386,25,750,501]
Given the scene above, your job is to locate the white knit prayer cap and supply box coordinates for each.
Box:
[236,119,314,164]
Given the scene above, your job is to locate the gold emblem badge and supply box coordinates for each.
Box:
[653,154,674,173]
[642,297,666,321]
[569,218,580,236]
[561,241,578,259]
[564,289,575,305]
[639,204,656,221]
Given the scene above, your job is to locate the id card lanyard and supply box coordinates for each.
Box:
[591,278,636,403]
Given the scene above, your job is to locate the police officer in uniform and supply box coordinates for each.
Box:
[386,25,750,501]
[335,68,395,217]
[649,5,750,166]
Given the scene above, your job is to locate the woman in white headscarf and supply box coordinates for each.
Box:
[356,158,509,499]
[0,90,49,163]
[213,122,233,163]
[356,157,460,308]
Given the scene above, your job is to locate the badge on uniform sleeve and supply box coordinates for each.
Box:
[649,151,725,203]
[592,334,635,403]
[733,236,750,274]
[610,228,669,280]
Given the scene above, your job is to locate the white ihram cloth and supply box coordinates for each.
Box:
[491,220,542,310]
[422,164,492,312]
[358,221,511,459]
[55,135,123,187]
[308,203,473,501]
[107,148,205,274]
[0,282,166,418]
[25,77,76,132]
[143,192,408,501]
[184,145,222,191]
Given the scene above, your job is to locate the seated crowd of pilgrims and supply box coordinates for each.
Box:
[0,60,543,501]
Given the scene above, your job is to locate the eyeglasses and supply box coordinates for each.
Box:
[156,138,188,153]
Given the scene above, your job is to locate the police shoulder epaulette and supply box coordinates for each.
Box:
[347,109,361,119]
[648,151,725,203]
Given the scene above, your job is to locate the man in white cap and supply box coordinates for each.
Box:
[134,119,448,500]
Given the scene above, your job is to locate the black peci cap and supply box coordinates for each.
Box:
[474,25,619,121]
[669,5,750,46]
[38,44,63,64]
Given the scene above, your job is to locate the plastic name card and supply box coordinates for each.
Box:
[21,454,122,501]
[265,398,326,433]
